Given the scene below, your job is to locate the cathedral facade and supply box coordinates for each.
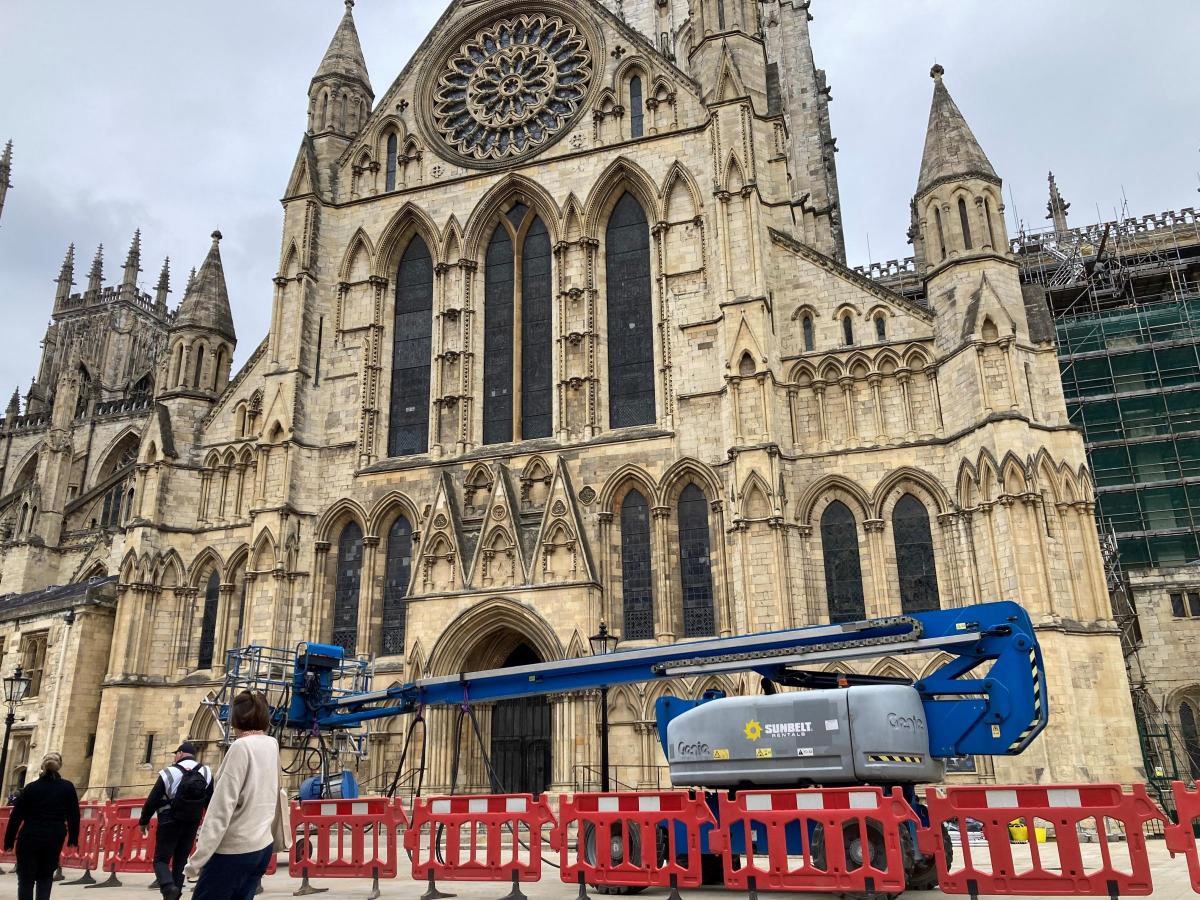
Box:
[0,0,1143,797]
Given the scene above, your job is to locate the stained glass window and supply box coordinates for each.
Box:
[333,522,363,654]
[197,571,220,669]
[606,193,655,428]
[484,222,516,444]
[521,218,553,439]
[678,484,716,637]
[934,207,947,260]
[388,236,433,457]
[842,316,854,347]
[630,77,644,138]
[875,316,887,341]
[621,490,654,640]
[385,133,397,191]
[803,314,814,352]
[382,516,412,656]
[893,494,940,613]
[821,501,865,623]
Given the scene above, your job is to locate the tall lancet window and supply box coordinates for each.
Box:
[821,501,866,623]
[483,203,553,444]
[388,236,433,457]
[893,494,940,613]
[606,192,655,428]
[621,490,654,640]
[385,133,398,191]
[958,197,974,250]
[333,521,363,654]
[381,515,412,656]
[678,484,716,637]
[197,571,220,669]
[629,76,644,138]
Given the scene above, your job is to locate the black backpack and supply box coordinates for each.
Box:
[169,763,209,822]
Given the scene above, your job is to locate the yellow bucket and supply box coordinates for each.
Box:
[1008,823,1048,843]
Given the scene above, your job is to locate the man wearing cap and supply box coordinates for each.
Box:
[139,741,213,900]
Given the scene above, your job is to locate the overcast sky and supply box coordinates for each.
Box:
[1,1,1197,397]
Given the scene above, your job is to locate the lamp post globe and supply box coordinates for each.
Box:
[0,665,31,800]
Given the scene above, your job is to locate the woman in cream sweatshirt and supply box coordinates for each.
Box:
[185,691,282,900]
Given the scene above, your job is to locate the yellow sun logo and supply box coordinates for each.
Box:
[744,720,763,741]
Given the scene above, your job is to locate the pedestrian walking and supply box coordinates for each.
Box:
[139,740,214,900]
[2,752,81,900]
[185,691,288,900]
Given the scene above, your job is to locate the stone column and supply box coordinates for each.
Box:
[863,519,887,617]
[651,505,673,641]
[839,377,856,446]
[813,382,829,450]
[869,374,886,444]
[897,372,916,440]
[312,541,331,639]
[712,499,735,637]
[360,535,380,655]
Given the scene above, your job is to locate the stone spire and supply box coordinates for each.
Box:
[0,140,11,227]
[916,65,999,198]
[5,387,19,421]
[155,257,171,308]
[174,231,236,342]
[122,229,142,288]
[87,244,105,293]
[186,266,197,295]
[55,243,76,303]
[313,1,372,94]
[1047,171,1071,234]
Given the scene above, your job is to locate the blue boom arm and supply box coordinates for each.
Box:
[306,600,1045,759]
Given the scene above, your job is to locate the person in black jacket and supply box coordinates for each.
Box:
[2,752,81,900]
[138,741,214,900]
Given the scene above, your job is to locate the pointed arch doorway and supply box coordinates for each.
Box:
[490,644,551,796]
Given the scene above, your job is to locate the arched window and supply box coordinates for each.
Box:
[875,315,887,342]
[385,132,398,192]
[629,76,644,139]
[821,501,865,623]
[842,315,854,347]
[192,344,205,390]
[197,571,220,669]
[1181,700,1200,780]
[483,204,552,444]
[620,490,654,640]
[802,314,815,352]
[678,484,715,637]
[934,207,947,261]
[388,235,433,457]
[606,193,655,428]
[320,93,329,130]
[893,494,939,613]
[984,197,997,249]
[333,522,364,654]
[958,197,973,251]
[381,516,412,656]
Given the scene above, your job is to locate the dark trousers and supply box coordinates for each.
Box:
[192,844,273,900]
[16,838,62,900]
[153,819,200,890]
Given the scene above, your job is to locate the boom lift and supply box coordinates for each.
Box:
[214,600,1046,891]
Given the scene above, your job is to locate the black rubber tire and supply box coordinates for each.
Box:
[812,820,903,900]
[907,822,953,892]
[582,821,647,895]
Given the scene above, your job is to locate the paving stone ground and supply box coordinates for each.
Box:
[1,841,1194,900]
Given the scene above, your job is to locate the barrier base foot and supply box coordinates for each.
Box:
[863,876,876,900]
[1107,879,1119,900]
[747,875,759,900]
[365,871,381,900]
[574,873,588,900]
[966,878,979,900]
[498,873,526,900]
[422,875,455,900]
[666,874,683,900]
[293,873,328,897]
[54,867,65,881]
[85,871,124,889]
[65,870,98,886]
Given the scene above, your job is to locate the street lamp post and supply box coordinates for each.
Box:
[1,665,31,801]
[588,622,620,792]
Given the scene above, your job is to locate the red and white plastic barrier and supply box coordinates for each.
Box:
[920,783,1164,897]
[58,801,107,884]
[1165,781,1200,895]
[92,798,157,888]
[555,790,716,891]
[405,794,554,891]
[0,806,13,871]
[289,797,405,897]
[710,786,915,896]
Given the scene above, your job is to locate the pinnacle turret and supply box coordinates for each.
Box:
[1047,172,1071,234]
[313,1,372,94]
[55,243,76,302]
[5,387,19,420]
[0,140,11,227]
[122,229,142,287]
[307,1,373,138]
[916,65,999,199]
[87,244,105,293]
[155,257,171,308]
[174,230,236,342]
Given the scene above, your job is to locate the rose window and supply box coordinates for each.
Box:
[432,14,593,163]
